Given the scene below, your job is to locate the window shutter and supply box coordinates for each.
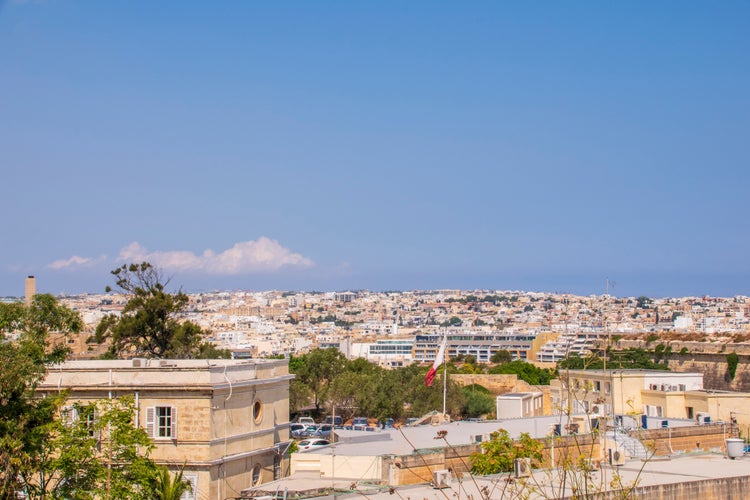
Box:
[146,407,155,437]
[92,407,101,441]
[171,406,178,439]
[62,406,78,426]
[181,474,197,500]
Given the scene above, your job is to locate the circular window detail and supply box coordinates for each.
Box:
[252,463,262,486]
[253,400,263,425]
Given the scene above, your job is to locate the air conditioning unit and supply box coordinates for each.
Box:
[132,358,147,367]
[608,448,626,466]
[432,469,451,489]
[514,458,531,478]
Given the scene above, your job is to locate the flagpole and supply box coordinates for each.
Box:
[442,329,447,418]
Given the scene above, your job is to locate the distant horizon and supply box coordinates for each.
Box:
[4,269,748,300]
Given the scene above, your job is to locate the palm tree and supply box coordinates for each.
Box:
[153,465,192,500]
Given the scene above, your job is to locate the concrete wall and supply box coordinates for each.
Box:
[587,475,750,500]
[628,423,738,456]
[381,444,481,486]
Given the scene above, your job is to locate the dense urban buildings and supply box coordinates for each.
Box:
[35,289,750,364]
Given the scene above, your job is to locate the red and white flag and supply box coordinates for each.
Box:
[425,337,447,387]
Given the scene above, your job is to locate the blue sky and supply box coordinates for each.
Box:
[1,1,749,298]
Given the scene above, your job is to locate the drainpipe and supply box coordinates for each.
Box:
[220,364,233,500]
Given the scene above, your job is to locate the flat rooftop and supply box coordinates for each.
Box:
[307,416,588,457]
[245,452,750,499]
[39,358,291,390]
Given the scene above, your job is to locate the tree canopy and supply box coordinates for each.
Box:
[289,349,468,421]
[1,294,186,499]
[93,262,229,359]
[0,294,82,497]
[488,360,555,385]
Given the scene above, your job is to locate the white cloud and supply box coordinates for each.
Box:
[47,255,103,270]
[116,238,314,274]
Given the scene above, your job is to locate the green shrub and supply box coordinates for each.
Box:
[727,352,739,381]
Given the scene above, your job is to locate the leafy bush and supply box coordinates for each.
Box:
[471,430,543,474]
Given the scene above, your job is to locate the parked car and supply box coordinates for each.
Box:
[300,425,319,437]
[325,415,343,427]
[352,417,369,431]
[297,438,331,451]
[295,416,315,426]
[290,424,307,437]
[312,424,333,437]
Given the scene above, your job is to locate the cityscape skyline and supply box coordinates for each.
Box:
[2,3,749,298]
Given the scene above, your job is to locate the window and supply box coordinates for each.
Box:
[253,400,263,425]
[252,464,262,486]
[62,404,98,437]
[78,405,98,438]
[146,406,177,439]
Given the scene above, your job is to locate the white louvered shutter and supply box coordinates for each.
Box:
[181,474,197,500]
[170,406,178,439]
[146,407,155,437]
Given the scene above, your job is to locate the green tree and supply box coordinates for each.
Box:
[489,360,555,385]
[1,296,163,500]
[636,296,653,308]
[440,316,462,327]
[470,429,543,474]
[291,348,347,411]
[93,262,229,359]
[0,294,82,498]
[31,396,160,500]
[490,349,513,364]
[462,387,495,418]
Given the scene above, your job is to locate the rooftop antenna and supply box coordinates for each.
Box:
[605,277,616,297]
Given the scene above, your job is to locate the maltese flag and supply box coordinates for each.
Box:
[425,337,447,387]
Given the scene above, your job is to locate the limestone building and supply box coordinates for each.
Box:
[38,358,293,499]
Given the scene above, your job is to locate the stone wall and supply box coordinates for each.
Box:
[614,339,750,391]
[451,373,522,394]
[667,352,750,391]
[451,374,554,415]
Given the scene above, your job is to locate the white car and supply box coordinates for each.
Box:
[297,438,330,452]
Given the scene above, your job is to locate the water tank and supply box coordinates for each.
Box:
[726,438,744,459]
